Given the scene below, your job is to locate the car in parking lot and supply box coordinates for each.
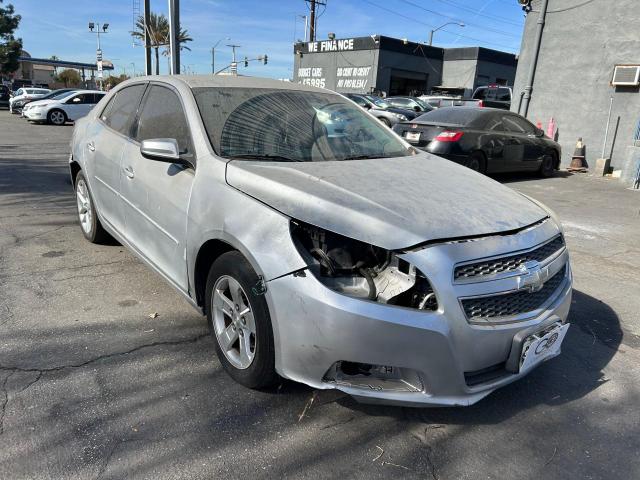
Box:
[69,76,572,407]
[9,87,51,113]
[472,85,513,110]
[384,96,434,113]
[393,107,561,176]
[20,88,78,117]
[24,90,106,125]
[344,93,418,126]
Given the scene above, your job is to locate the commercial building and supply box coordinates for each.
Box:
[513,0,640,185]
[293,35,517,97]
[3,51,113,89]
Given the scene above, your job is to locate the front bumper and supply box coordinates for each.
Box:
[24,109,45,120]
[266,218,572,407]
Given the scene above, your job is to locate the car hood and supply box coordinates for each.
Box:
[225,153,549,250]
[26,100,52,107]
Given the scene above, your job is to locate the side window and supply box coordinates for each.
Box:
[101,84,147,137]
[15,88,23,96]
[93,93,106,104]
[68,94,85,104]
[502,115,534,134]
[485,115,504,132]
[135,85,192,154]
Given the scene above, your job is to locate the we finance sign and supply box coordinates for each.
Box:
[307,38,354,53]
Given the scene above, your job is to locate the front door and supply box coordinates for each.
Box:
[119,84,195,290]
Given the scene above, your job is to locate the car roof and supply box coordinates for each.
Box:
[118,74,330,94]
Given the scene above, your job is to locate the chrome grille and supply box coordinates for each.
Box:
[461,267,566,321]
[454,235,565,281]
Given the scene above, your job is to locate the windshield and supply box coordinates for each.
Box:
[51,91,74,100]
[364,95,390,109]
[194,87,413,162]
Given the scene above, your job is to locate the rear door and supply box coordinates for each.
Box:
[119,83,195,290]
[86,84,147,235]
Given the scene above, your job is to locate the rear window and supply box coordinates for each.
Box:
[473,87,511,101]
[414,107,486,126]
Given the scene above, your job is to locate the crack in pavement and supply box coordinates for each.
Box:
[0,333,209,436]
[0,371,15,435]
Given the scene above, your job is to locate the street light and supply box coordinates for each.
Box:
[211,37,231,74]
[88,21,109,90]
[428,21,464,46]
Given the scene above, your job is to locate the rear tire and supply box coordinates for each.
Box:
[47,109,67,126]
[467,151,487,174]
[539,152,556,177]
[75,171,112,244]
[206,251,278,389]
[379,117,391,127]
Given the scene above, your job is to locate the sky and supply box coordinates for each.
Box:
[13,0,525,79]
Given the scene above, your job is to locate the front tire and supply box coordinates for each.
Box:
[48,109,67,126]
[379,117,391,127]
[75,172,111,244]
[206,251,278,389]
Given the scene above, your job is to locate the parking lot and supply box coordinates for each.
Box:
[1,110,639,479]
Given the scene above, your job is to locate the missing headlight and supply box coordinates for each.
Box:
[290,221,437,310]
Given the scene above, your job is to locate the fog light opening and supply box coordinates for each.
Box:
[323,361,424,393]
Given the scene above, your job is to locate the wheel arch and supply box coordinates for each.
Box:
[193,239,237,311]
[69,159,81,188]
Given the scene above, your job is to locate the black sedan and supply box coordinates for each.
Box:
[393,107,561,177]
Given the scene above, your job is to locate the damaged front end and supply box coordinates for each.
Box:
[290,220,438,310]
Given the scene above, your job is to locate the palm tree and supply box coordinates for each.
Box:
[161,27,193,67]
[131,13,191,75]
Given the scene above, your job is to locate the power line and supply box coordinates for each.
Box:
[400,0,520,38]
[361,0,519,51]
[431,0,524,27]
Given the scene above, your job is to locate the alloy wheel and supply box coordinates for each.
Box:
[76,179,93,234]
[212,275,257,369]
[50,111,65,125]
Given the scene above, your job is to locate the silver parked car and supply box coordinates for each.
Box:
[70,76,572,407]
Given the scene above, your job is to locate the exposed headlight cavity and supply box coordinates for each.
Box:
[291,221,438,310]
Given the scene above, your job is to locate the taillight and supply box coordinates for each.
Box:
[434,131,464,142]
[478,100,484,107]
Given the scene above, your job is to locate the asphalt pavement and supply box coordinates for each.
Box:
[1,110,639,479]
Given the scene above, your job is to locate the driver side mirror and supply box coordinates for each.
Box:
[140,138,183,163]
[413,105,421,112]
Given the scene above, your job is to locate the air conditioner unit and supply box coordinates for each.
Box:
[611,65,640,86]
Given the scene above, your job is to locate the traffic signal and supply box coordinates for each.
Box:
[263,54,268,65]
[244,56,248,67]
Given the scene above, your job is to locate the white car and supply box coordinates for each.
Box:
[9,87,51,113]
[23,90,106,125]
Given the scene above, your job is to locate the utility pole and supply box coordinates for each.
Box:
[305,0,326,42]
[143,0,151,75]
[168,0,180,74]
[211,37,230,74]
[520,0,548,117]
[227,44,241,75]
[88,22,109,90]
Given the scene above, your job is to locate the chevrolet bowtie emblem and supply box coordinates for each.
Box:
[517,260,548,293]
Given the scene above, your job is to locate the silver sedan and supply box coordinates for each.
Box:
[69,75,572,407]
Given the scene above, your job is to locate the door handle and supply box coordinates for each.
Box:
[124,166,135,179]
[87,141,95,152]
